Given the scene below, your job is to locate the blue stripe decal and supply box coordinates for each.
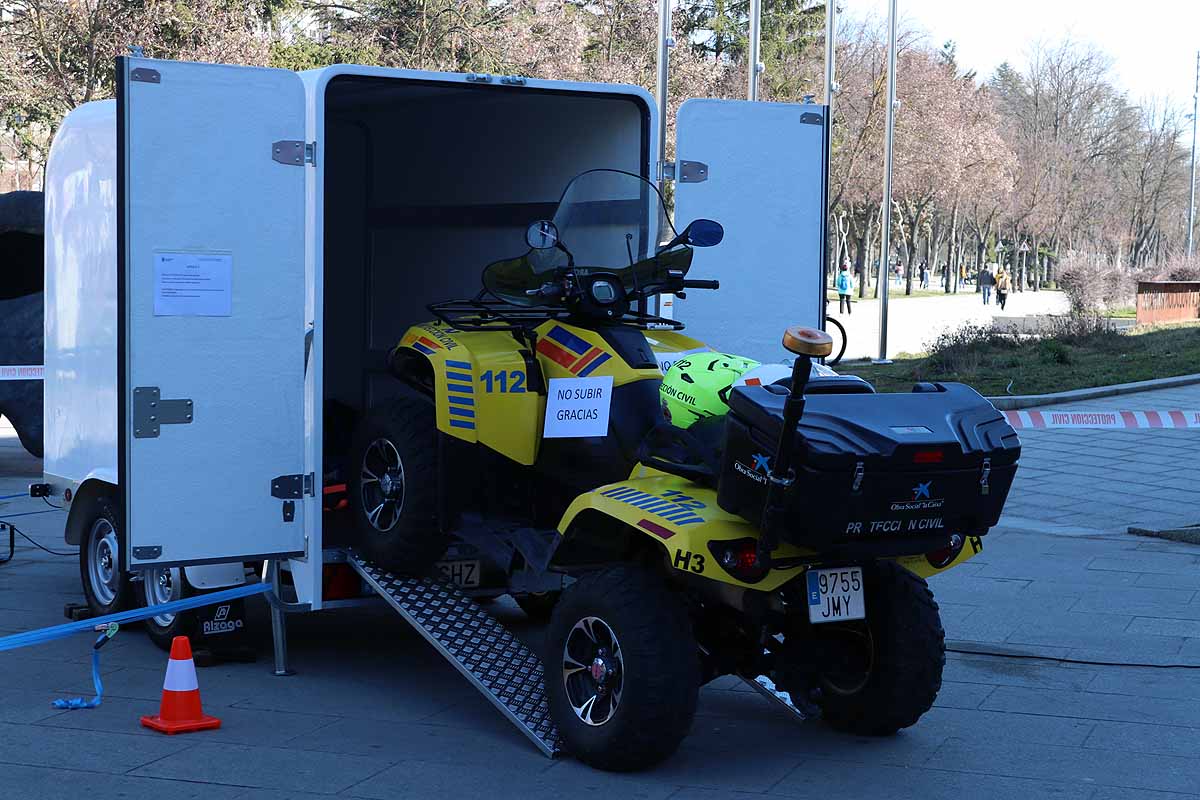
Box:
[446,382,473,394]
[445,371,473,383]
[449,407,476,418]
[446,360,472,370]
[548,325,591,355]
[577,352,611,377]
[448,395,474,406]
[412,342,435,355]
[449,419,476,430]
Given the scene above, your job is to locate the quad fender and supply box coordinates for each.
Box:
[555,468,983,590]
[555,470,809,591]
[392,321,543,464]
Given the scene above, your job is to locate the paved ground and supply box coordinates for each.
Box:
[1,390,1198,800]
[833,287,1069,360]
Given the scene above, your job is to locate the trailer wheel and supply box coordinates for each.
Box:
[141,567,195,650]
[79,498,133,616]
[815,560,945,736]
[349,397,446,574]
[545,566,699,771]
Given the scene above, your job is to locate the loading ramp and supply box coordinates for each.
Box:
[348,555,562,757]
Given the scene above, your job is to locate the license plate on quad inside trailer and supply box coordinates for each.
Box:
[436,559,481,588]
[807,566,865,624]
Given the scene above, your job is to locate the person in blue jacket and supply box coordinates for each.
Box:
[836,262,854,314]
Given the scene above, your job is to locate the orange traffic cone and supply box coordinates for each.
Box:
[141,636,221,734]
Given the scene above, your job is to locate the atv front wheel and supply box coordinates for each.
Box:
[545,566,699,771]
[814,560,945,735]
[349,398,446,574]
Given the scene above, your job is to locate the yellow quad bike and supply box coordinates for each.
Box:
[348,169,1021,771]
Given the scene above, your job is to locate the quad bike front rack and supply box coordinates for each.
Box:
[348,555,563,757]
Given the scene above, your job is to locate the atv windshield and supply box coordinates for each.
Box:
[483,169,685,306]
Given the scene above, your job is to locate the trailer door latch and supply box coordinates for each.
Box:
[271,473,315,499]
[132,387,193,439]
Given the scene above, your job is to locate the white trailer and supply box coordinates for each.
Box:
[42,56,829,751]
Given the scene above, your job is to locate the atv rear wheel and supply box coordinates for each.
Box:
[349,397,446,574]
[814,560,945,736]
[545,566,699,771]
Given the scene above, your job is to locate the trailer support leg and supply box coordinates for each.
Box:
[268,560,295,677]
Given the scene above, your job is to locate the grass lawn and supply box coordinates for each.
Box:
[825,287,977,302]
[840,321,1200,396]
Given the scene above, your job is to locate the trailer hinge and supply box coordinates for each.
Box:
[272,140,316,167]
[130,67,160,84]
[132,387,193,438]
[500,75,527,86]
[980,458,991,496]
[659,160,676,182]
[678,160,709,183]
[851,461,865,493]
[271,472,315,499]
[466,72,493,83]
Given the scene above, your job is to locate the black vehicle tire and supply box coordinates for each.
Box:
[815,560,945,736]
[348,397,446,574]
[514,591,560,622]
[140,566,196,651]
[545,565,699,771]
[79,497,133,617]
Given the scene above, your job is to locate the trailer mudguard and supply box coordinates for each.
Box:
[556,467,982,590]
[394,321,544,464]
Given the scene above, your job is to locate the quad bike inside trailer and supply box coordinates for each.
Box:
[41,57,1018,773]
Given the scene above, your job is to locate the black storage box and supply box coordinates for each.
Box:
[718,382,1020,554]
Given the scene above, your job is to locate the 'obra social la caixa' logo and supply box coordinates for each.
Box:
[890,481,944,512]
[733,452,772,485]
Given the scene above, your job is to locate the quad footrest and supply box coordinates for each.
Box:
[349,555,562,757]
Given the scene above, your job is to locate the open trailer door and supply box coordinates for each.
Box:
[673,99,828,362]
[118,57,308,568]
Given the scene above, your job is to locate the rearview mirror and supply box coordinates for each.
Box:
[526,220,560,250]
[684,219,724,248]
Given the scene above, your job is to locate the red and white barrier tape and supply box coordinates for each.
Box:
[1004,409,1200,430]
[0,365,42,381]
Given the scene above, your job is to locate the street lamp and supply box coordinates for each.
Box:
[874,0,899,364]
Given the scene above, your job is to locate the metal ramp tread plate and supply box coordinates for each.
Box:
[349,556,562,757]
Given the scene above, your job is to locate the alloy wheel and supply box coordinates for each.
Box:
[562,616,624,726]
[360,438,405,532]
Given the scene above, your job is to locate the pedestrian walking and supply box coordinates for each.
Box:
[919,261,930,289]
[996,267,1011,310]
[835,262,854,315]
[979,265,994,305]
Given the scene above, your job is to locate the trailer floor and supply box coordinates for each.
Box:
[2,415,1200,800]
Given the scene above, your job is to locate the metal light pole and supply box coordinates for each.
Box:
[655,0,673,185]
[747,0,763,101]
[823,0,837,105]
[1188,51,1199,258]
[875,0,899,364]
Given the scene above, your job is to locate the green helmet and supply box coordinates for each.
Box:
[660,352,760,427]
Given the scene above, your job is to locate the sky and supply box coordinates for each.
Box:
[846,0,1200,110]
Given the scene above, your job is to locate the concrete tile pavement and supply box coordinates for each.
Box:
[1001,382,1200,535]
[2,411,1200,799]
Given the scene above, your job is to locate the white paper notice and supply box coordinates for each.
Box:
[154,252,233,317]
[543,376,614,438]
